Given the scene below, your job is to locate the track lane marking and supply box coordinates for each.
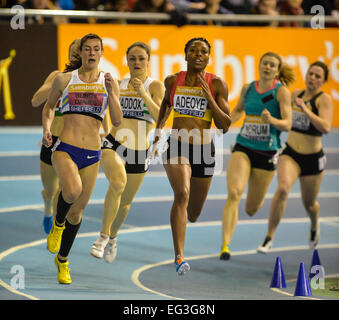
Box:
[0,220,338,300]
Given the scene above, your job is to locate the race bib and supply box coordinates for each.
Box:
[241,115,270,141]
[173,86,208,119]
[120,90,145,118]
[68,84,105,114]
[292,103,311,131]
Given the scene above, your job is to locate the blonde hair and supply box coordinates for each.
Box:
[260,52,296,87]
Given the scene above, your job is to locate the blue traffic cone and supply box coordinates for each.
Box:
[270,257,286,288]
[294,262,312,296]
[309,249,322,279]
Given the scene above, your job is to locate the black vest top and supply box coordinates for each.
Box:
[291,90,323,136]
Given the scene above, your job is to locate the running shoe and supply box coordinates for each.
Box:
[47,221,65,254]
[43,216,53,234]
[175,255,190,275]
[309,227,320,249]
[219,242,231,260]
[54,256,71,284]
[90,233,109,259]
[104,237,117,263]
[257,236,273,254]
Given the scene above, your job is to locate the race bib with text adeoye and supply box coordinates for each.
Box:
[173,86,208,118]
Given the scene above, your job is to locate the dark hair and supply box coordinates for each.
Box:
[126,42,151,60]
[308,61,329,82]
[184,37,211,56]
[80,33,103,51]
[64,34,103,73]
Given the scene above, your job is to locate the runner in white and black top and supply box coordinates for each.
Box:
[90,42,165,263]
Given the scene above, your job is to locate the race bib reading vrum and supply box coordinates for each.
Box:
[241,115,270,142]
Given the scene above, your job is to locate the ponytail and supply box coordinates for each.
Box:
[63,58,82,73]
[278,62,296,87]
[63,39,82,73]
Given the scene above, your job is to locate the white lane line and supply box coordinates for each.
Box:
[131,243,339,301]
[1,220,339,300]
[1,147,339,158]
[2,192,339,214]
[2,168,339,181]
[0,151,40,157]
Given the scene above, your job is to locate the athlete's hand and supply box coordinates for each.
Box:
[261,108,272,123]
[149,129,162,158]
[42,130,52,147]
[105,73,119,95]
[148,143,159,160]
[130,78,146,97]
[198,72,213,101]
[295,97,307,112]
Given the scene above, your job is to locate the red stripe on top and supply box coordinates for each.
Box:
[254,78,278,94]
[170,71,216,107]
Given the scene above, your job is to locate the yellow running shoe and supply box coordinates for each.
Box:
[54,256,72,284]
[219,242,231,260]
[47,221,65,253]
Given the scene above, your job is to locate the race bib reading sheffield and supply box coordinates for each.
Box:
[241,115,270,141]
[68,83,105,114]
[173,86,208,119]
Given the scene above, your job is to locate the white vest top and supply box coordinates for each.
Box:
[60,69,108,121]
[119,76,155,124]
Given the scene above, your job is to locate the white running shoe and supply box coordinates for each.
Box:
[175,255,190,276]
[257,237,273,254]
[309,227,320,249]
[90,233,109,259]
[176,261,190,276]
[104,238,118,263]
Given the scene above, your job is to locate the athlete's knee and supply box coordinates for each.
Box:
[304,200,319,213]
[66,200,86,223]
[108,175,127,196]
[227,186,243,203]
[67,209,83,225]
[119,203,130,215]
[275,183,290,201]
[173,187,190,206]
[245,205,259,217]
[188,212,199,223]
[187,204,203,222]
[62,185,82,203]
[246,198,265,216]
